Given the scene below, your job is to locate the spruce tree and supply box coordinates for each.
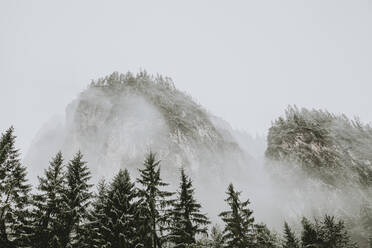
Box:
[301,216,357,248]
[103,169,138,248]
[219,183,255,248]
[282,222,299,248]
[81,179,109,248]
[361,203,372,248]
[0,127,31,247]
[136,152,174,248]
[301,217,319,248]
[30,151,66,248]
[317,215,357,248]
[209,225,224,248]
[254,223,279,248]
[60,151,92,248]
[169,168,210,247]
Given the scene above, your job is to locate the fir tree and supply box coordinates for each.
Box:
[80,179,109,248]
[254,223,279,248]
[300,216,357,248]
[301,217,319,248]
[209,225,224,248]
[30,151,66,248]
[104,169,138,248]
[317,215,357,248]
[283,222,299,248]
[169,168,210,247]
[219,183,255,248]
[361,203,372,248]
[0,127,31,247]
[60,151,92,248]
[136,152,174,248]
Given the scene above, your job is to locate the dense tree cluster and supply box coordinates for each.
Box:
[0,127,362,247]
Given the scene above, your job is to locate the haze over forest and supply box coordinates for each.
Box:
[1,1,372,247]
[10,71,371,247]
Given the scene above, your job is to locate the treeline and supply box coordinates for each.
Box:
[0,127,360,248]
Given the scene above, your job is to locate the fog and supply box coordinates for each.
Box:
[1,1,372,244]
[22,74,371,241]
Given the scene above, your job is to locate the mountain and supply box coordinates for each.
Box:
[25,72,372,246]
[266,105,372,187]
[25,71,262,223]
[26,72,254,179]
[265,106,372,245]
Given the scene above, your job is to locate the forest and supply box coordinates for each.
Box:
[0,126,364,248]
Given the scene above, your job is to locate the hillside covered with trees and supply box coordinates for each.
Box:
[266,106,372,187]
[266,106,372,247]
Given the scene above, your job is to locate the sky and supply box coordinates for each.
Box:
[0,0,371,156]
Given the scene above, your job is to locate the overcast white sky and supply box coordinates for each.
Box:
[1,0,371,155]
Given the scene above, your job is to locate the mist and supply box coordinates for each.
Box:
[2,1,372,246]
[23,73,371,243]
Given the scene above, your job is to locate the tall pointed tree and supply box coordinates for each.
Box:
[301,217,319,248]
[104,169,138,248]
[169,168,210,247]
[81,179,109,248]
[283,222,299,248]
[253,223,279,248]
[60,151,92,248]
[219,183,255,248]
[30,151,66,248]
[136,152,174,248]
[361,203,372,248]
[317,215,357,248]
[0,127,31,247]
[209,225,224,248]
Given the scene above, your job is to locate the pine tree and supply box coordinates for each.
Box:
[209,225,224,248]
[300,216,357,248]
[81,179,109,248]
[282,222,299,248]
[361,203,372,248]
[169,168,210,247]
[136,152,174,248]
[60,151,92,248]
[30,151,66,248]
[301,217,319,248]
[103,169,138,248]
[317,215,357,248]
[219,183,255,248]
[0,127,31,247]
[254,223,279,248]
